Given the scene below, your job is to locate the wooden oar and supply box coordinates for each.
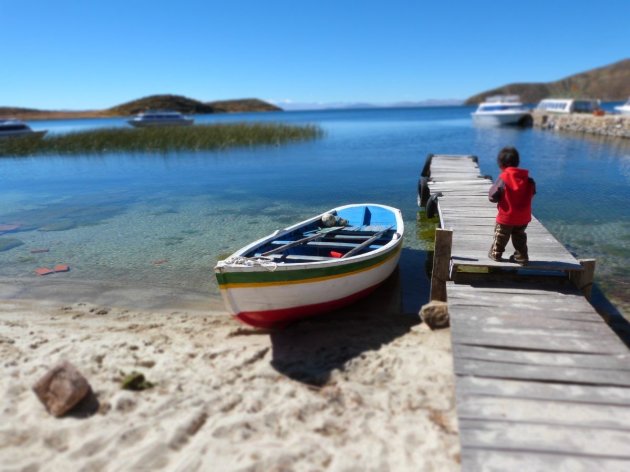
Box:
[341,226,394,258]
[261,226,344,257]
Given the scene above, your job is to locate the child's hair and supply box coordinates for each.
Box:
[497,147,520,168]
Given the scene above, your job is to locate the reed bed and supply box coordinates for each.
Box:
[0,123,323,156]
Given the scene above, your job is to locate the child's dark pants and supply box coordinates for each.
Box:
[489,223,529,262]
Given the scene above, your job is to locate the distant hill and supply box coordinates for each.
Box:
[0,95,282,120]
[206,98,281,113]
[465,58,630,104]
[0,107,102,120]
[108,94,216,115]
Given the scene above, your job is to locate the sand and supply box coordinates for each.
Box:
[0,295,460,471]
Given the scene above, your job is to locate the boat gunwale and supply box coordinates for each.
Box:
[214,203,404,274]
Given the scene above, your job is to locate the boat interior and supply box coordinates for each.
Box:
[249,205,399,263]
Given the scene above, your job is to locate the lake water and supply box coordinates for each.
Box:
[1,107,629,316]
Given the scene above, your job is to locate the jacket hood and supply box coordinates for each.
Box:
[500,167,529,191]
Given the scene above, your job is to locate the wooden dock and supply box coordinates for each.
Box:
[420,154,630,470]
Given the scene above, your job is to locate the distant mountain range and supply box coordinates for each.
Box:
[0,95,281,120]
[277,99,463,111]
[465,58,630,105]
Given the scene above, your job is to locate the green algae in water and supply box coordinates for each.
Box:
[416,211,439,250]
[2,200,128,233]
[598,244,629,258]
[160,236,186,246]
[0,238,24,252]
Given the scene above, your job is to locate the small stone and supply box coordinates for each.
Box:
[32,361,91,417]
[420,301,450,330]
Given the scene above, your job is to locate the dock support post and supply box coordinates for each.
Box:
[430,228,452,302]
[569,258,596,301]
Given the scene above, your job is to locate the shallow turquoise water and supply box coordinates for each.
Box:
[1,107,629,315]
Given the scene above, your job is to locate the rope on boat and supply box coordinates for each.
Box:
[223,256,278,272]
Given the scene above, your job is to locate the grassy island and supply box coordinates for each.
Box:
[0,123,323,156]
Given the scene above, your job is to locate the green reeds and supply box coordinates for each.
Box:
[0,122,323,156]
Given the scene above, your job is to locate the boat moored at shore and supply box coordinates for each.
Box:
[471,95,530,126]
[0,120,47,138]
[127,110,194,127]
[214,203,404,328]
[615,98,630,115]
[536,98,600,114]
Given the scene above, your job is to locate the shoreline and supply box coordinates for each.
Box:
[0,276,217,314]
[0,290,460,470]
[532,111,630,139]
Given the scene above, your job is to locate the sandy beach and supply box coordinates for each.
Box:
[0,287,460,471]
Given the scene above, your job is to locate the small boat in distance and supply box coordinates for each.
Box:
[615,98,630,116]
[0,120,47,138]
[214,203,404,329]
[471,95,530,126]
[127,110,194,127]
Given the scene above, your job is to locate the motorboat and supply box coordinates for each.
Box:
[0,120,47,138]
[614,98,630,115]
[215,203,404,328]
[471,95,530,126]
[127,110,194,127]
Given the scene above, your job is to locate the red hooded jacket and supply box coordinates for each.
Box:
[488,167,536,226]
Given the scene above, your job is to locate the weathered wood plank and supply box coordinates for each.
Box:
[452,321,616,340]
[456,376,630,405]
[453,358,630,385]
[430,228,452,301]
[461,448,630,472]
[453,315,615,335]
[458,395,630,429]
[448,299,603,318]
[452,330,627,354]
[449,306,606,323]
[458,419,630,457]
[451,258,584,271]
[570,258,596,300]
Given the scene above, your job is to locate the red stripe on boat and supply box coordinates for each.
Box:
[235,283,382,329]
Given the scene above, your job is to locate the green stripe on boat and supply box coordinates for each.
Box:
[216,245,400,286]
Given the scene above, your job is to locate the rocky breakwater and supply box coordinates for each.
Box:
[532,111,630,139]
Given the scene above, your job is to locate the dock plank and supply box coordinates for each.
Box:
[459,419,630,457]
[456,376,630,406]
[461,449,630,472]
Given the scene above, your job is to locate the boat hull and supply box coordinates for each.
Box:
[220,245,401,328]
[472,112,529,126]
[215,203,404,328]
[0,130,47,139]
[128,119,193,127]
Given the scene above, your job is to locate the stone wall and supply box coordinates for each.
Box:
[532,111,630,139]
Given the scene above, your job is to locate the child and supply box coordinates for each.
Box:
[488,146,536,265]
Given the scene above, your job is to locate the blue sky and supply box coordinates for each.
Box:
[1,0,628,110]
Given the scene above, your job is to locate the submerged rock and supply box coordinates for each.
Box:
[39,220,77,232]
[0,237,24,252]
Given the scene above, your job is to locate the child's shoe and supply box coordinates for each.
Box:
[487,251,502,262]
[509,255,529,266]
